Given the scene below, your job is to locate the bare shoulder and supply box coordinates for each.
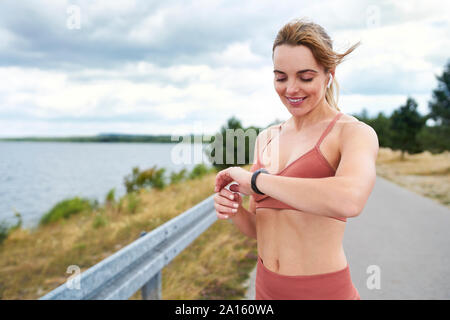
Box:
[339,114,379,158]
[338,113,360,125]
[258,123,280,145]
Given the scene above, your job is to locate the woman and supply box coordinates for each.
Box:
[214,18,379,300]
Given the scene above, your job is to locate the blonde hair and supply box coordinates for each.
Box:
[272,17,360,111]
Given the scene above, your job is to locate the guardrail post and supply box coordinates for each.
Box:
[139,231,162,300]
[141,271,162,300]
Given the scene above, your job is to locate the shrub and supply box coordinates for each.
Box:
[170,168,187,184]
[117,197,125,213]
[105,188,116,205]
[11,210,23,231]
[0,211,23,245]
[126,192,140,214]
[39,197,95,226]
[188,163,210,180]
[124,166,166,193]
[0,220,9,245]
[92,210,108,229]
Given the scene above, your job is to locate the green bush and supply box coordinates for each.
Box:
[39,197,95,226]
[0,211,23,245]
[105,188,116,205]
[117,197,125,213]
[92,210,108,229]
[170,168,187,184]
[124,165,166,193]
[126,192,140,214]
[188,163,210,180]
[0,220,9,245]
[10,210,23,231]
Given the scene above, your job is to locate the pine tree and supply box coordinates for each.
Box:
[390,97,427,159]
[428,60,450,126]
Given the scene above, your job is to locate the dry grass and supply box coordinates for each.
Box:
[0,170,257,300]
[376,147,450,208]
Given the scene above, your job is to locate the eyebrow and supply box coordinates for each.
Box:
[273,69,318,74]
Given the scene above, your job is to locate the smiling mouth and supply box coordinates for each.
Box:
[286,96,307,103]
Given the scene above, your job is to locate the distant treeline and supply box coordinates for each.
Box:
[353,60,449,157]
[0,133,205,143]
[353,97,448,156]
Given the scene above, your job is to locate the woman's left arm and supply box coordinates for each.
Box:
[216,122,379,220]
[256,122,379,219]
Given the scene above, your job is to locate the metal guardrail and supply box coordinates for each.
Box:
[39,194,218,300]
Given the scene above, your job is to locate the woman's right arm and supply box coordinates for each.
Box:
[230,196,257,239]
[229,128,270,240]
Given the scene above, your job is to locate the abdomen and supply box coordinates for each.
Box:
[255,208,347,275]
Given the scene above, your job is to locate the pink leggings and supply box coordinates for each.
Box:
[255,256,360,300]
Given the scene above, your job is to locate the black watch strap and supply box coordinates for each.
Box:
[251,168,268,195]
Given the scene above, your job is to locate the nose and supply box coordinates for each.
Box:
[285,79,302,95]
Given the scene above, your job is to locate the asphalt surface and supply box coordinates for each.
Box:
[243,175,450,300]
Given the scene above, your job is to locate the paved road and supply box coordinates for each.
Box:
[243,175,450,299]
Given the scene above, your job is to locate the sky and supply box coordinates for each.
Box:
[0,0,449,137]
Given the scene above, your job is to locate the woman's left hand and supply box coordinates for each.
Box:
[215,166,254,196]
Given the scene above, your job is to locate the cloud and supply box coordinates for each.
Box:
[0,0,448,136]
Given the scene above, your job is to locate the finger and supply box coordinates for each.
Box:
[214,204,234,220]
[233,192,242,203]
[216,192,240,208]
[225,189,242,205]
[216,211,230,219]
[215,203,238,215]
[228,185,243,204]
[220,187,237,201]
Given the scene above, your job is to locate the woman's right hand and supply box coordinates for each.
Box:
[214,185,242,220]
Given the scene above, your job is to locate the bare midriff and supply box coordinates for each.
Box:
[254,112,356,276]
[255,207,348,276]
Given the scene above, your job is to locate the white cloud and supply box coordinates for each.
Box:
[0,0,448,136]
[211,41,266,67]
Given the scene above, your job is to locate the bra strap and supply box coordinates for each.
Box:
[257,122,283,163]
[315,112,343,148]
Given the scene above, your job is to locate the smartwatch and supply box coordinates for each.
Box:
[251,168,268,195]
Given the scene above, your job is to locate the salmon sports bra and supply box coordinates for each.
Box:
[250,112,346,222]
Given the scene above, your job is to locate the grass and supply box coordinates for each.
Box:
[0,166,257,300]
[376,148,450,209]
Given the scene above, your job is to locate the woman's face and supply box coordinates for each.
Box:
[273,44,331,115]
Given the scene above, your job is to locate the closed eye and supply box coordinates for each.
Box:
[276,78,313,82]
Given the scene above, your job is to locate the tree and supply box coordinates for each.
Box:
[368,111,393,148]
[390,97,427,159]
[419,60,450,153]
[353,109,394,148]
[428,60,450,126]
[205,116,262,170]
[353,108,370,123]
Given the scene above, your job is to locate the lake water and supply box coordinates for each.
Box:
[0,141,212,229]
